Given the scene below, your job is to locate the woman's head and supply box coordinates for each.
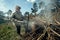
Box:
[15,5,21,12]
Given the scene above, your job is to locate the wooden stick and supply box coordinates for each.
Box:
[49,27,60,37]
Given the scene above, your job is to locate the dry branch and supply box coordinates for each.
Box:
[55,19,60,25]
[49,27,60,37]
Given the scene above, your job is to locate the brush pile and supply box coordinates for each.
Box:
[20,16,60,40]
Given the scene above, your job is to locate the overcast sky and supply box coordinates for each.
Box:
[0,0,39,14]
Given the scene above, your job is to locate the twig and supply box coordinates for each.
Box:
[49,27,60,37]
[55,19,60,25]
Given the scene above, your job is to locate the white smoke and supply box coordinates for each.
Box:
[39,0,55,23]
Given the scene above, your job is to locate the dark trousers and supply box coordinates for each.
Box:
[16,25,21,35]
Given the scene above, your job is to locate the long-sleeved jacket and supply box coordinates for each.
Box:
[12,11,23,26]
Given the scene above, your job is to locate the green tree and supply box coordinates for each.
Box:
[31,2,38,16]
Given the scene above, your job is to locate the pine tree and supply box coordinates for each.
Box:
[31,2,38,16]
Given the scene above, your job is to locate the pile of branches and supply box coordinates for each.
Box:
[21,18,60,40]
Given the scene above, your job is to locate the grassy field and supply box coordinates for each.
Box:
[0,22,21,40]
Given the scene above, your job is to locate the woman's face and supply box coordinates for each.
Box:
[15,6,20,12]
[16,7,20,11]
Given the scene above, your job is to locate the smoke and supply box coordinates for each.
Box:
[39,0,55,23]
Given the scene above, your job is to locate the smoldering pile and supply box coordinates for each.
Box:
[21,16,60,40]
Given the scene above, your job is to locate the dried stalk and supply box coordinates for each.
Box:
[49,27,60,37]
[55,19,60,25]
